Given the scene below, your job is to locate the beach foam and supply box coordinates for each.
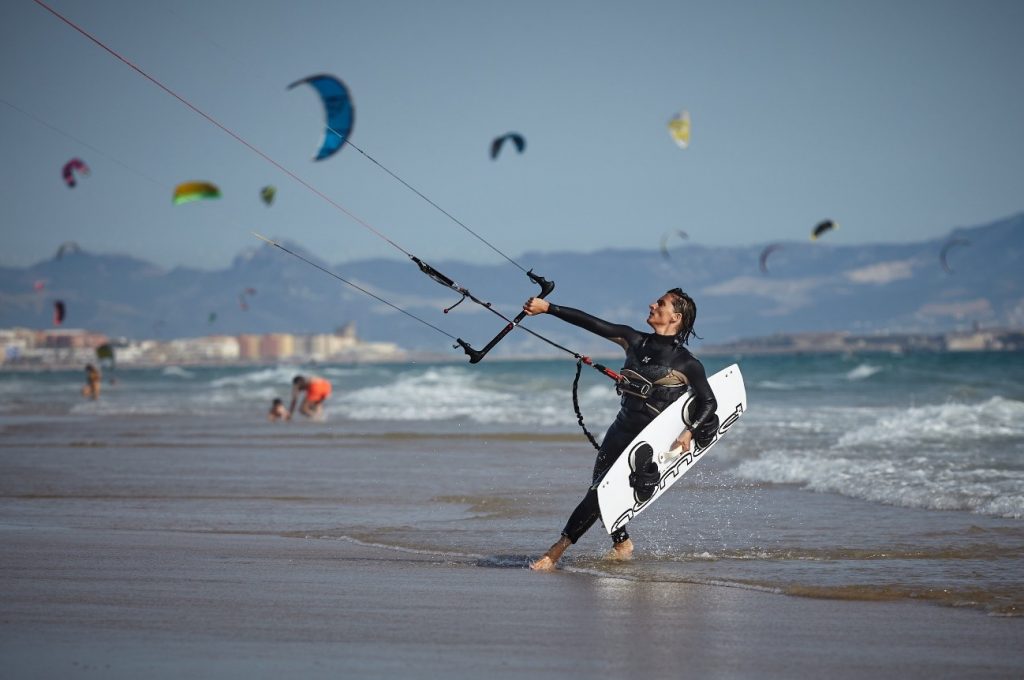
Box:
[846,363,882,380]
[735,449,1024,519]
[339,366,618,426]
[838,396,1024,445]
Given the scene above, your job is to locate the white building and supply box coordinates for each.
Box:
[161,335,241,362]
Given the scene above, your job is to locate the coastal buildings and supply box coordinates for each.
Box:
[3,325,1023,368]
[699,329,1024,356]
[0,324,404,367]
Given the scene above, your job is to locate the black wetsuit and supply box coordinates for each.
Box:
[547,304,718,545]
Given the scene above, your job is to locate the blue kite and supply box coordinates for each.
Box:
[287,74,355,161]
[490,132,526,160]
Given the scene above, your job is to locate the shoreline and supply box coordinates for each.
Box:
[3,353,1022,677]
[2,524,1022,679]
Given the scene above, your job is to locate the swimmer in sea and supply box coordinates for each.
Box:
[268,398,288,421]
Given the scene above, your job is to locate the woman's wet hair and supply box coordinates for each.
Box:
[665,288,700,345]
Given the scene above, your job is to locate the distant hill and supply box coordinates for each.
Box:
[2,213,1021,357]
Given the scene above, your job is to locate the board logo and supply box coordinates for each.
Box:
[718,403,744,433]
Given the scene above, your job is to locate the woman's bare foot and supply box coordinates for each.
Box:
[529,536,572,571]
[606,538,634,561]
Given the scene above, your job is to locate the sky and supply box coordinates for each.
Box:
[1,0,1023,271]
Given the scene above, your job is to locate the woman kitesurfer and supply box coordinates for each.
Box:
[522,288,718,571]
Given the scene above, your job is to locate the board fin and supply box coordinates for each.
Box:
[658,444,685,466]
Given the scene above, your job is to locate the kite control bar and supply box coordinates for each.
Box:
[456,270,554,364]
[409,257,555,363]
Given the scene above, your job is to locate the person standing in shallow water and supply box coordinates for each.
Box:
[522,288,719,571]
[81,363,101,400]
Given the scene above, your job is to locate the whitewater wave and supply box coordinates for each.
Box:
[735,448,1024,519]
[339,367,618,427]
[838,396,1024,445]
[753,380,800,391]
[846,363,882,381]
[208,366,298,388]
[734,395,1024,519]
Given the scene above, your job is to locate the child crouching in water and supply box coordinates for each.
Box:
[267,398,288,421]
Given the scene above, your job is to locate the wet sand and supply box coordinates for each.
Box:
[2,409,1023,678]
[2,524,1023,679]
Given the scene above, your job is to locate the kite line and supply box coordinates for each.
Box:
[31,0,553,362]
[32,0,666,446]
[28,0,621,371]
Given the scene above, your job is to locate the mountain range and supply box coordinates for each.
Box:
[2,213,1021,357]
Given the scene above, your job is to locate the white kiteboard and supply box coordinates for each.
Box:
[596,363,746,534]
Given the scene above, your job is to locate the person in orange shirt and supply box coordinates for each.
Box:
[288,374,332,419]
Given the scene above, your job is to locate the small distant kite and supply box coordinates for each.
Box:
[33,279,47,292]
[53,300,66,326]
[207,312,217,324]
[490,133,526,160]
[667,110,690,149]
[238,287,257,311]
[288,74,354,161]
[811,220,838,240]
[173,181,221,205]
[759,243,784,274]
[939,237,971,274]
[54,241,81,260]
[260,186,276,206]
[62,158,90,188]
[659,229,689,260]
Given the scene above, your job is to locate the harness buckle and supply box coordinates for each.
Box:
[616,369,653,399]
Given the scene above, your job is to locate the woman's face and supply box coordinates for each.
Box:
[647,293,682,332]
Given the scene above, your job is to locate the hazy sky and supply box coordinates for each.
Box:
[2,0,1022,270]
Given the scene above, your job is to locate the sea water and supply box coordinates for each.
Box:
[1,351,1022,615]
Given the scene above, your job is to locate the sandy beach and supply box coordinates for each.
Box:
[3,523,1023,679]
[2,396,1023,678]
